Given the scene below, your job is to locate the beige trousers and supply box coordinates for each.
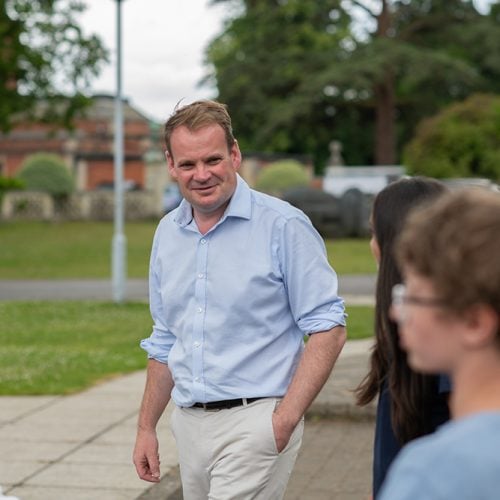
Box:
[170,397,304,500]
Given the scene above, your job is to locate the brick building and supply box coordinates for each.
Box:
[0,94,158,191]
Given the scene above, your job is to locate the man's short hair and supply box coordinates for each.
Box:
[396,188,500,317]
[163,100,235,157]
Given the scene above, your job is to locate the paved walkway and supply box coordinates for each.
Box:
[0,339,375,500]
[1,278,376,499]
[0,276,376,302]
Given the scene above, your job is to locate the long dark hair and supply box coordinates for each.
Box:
[355,176,446,444]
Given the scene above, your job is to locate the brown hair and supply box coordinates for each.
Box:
[355,177,447,444]
[396,188,500,318]
[163,100,235,157]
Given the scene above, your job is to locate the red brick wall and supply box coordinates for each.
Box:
[86,159,145,190]
[0,114,151,188]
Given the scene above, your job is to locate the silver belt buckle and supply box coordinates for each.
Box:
[205,406,221,412]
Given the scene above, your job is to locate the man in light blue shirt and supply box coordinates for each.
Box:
[133,100,346,499]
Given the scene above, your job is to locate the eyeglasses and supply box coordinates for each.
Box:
[391,284,446,323]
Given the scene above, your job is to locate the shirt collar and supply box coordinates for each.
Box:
[225,174,252,221]
[173,174,252,228]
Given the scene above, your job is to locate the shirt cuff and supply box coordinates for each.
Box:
[300,299,347,335]
[140,335,173,364]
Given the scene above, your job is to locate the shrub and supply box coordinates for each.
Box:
[0,176,25,192]
[255,160,310,195]
[0,176,25,204]
[16,153,74,199]
[403,94,500,181]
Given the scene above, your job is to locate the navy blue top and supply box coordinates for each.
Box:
[373,376,451,498]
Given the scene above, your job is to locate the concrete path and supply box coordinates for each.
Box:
[0,371,178,500]
[0,275,376,303]
[1,277,376,498]
[0,279,150,302]
[0,339,375,500]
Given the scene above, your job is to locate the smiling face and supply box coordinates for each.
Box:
[167,124,241,224]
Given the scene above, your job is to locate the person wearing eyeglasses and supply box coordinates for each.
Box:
[379,187,500,500]
[355,177,450,498]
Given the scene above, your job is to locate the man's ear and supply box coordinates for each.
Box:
[231,140,242,171]
[165,150,177,179]
[462,304,499,349]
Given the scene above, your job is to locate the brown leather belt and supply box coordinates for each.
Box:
[192,397,263,411]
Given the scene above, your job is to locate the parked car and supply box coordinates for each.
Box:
[163,183,183,213]
[283,186,373,238]
[283,186,341,237]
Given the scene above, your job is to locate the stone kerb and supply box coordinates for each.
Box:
[86,191,159,221]
[125,190,158,220]
[1,190,161,221]
[87,190,114,220]
[59,192,92,220]
[1,191,53,221]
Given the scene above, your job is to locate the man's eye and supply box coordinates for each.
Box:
[207,157,222,165]
[179,163,194,170]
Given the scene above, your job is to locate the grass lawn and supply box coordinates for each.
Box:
[325,239,377,275]
[0,302,373,396]
[345,305,374,341]
[0,221,155,279]
[0,221,376,278]
[0,301,151,395]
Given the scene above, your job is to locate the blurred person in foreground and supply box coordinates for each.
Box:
[355,177,450,498]
[379,188,500,500]
[132,100,346,499]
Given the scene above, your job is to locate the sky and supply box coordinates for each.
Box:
[79,0,227,123]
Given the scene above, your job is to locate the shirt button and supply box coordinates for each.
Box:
[194,377,200,382]
[194,341,200,348]
[200,239,206,244]
[198,273,204,279]
[197,307,203,313]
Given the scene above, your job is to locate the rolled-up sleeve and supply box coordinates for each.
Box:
[140,330,174,364]
[279,216,346,335]
[298,297,347,335]
[140,228,176,364]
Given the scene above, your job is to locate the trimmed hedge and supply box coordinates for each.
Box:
[17,153,74,198]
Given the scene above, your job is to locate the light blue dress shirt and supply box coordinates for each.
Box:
[379,412,500,500]
[141,175,346,407]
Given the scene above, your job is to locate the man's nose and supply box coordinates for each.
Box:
[193,164,211,182]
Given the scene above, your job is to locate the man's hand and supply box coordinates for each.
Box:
[271,410,296,453]
[133,360,174,482]
[133,429,161,483]
[270,326,346,453]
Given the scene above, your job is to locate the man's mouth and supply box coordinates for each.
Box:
[193,184,216,193]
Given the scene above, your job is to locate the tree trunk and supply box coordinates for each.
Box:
[374,0,396,165]
[374,73,395,165]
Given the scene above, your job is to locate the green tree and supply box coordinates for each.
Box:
[404,93,500,181]
[0,0,108,131]
[17,153,74,199]
[206,1,500,168]
[254,160,310,195]
[330,0,500,164]
[205,0,353,171]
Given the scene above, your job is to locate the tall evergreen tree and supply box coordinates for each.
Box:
[205,0,353,170]
[206,0,500,168]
